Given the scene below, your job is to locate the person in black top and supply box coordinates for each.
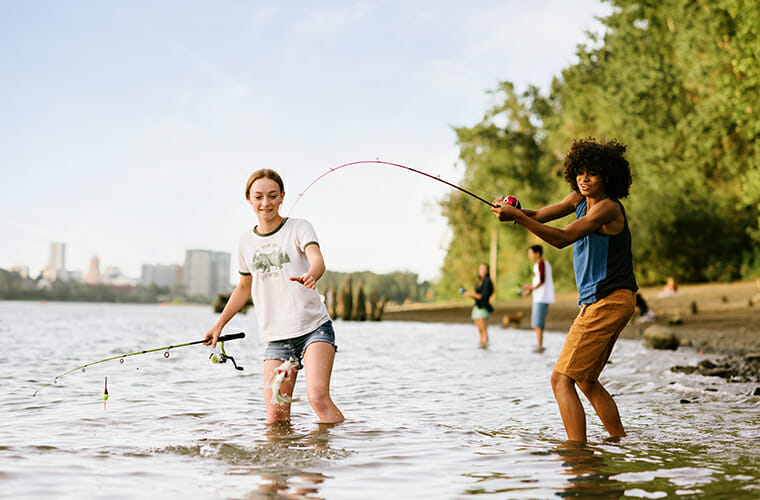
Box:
[461,263,494,348]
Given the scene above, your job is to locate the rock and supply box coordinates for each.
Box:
[643,325,680,350]
[753,387,760,396]
[672,355,760,383]
[700,366,736,378]
[671,365,698,374]
[679,399,691,404]
[697,359,717,370]
[745,353,760,363]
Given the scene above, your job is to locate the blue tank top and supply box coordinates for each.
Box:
[573,199,638,305]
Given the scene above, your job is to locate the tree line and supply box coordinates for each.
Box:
[439,0,760,300]
[0,268,172,303]
[1,267,434,307]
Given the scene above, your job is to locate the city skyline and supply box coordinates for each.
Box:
[1,1,611,282]
[8,240,231,285]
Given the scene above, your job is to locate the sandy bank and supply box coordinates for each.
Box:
[384,281,760,355]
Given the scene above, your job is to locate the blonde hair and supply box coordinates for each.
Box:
[245,169,284,199]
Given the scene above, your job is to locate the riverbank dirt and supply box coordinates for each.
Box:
[384,280,760,356]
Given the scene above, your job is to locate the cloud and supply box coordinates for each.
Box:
[289,1,372,38]
[250,3,281,28]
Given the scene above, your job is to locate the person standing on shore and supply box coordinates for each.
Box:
[461,263,494,348]
[490,138,637,442]
[523,245,555,352]
[204,168,344,425]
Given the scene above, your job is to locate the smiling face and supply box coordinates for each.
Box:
[576,169,606,199]
[247,177,284,226]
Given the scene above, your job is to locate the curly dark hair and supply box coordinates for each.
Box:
[562,138,632,199]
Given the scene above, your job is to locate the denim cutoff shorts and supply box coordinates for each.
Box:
[263,320,337,370]
[531,302,550,329]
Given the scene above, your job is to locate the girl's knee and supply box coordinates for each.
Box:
[577,380,596,395]
[307,387,332,411]
[551,370,574,391]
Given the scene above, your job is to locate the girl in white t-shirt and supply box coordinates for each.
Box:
[204,169,344,424]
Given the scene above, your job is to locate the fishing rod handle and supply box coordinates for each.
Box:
[218,332,246,342]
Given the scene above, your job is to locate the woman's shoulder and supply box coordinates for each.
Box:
[239,226,256,240]
[285,217,314,228]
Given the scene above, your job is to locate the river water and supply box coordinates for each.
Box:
[1,301,758,499]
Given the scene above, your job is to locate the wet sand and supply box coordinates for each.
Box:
[384,281,760,355]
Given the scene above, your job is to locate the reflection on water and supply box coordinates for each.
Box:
[1,302,758,499]
[234,422,335,500]
[555,441,626,499]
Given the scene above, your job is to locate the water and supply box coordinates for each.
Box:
[1,301,758,499]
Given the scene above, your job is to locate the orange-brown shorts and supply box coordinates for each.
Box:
[554,289,635,383]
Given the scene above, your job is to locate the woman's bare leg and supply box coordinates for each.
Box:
[475,318,489,347]
[303,342,344,423]
[263,359,298,424]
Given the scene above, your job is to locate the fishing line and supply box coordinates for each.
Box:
[440,267,468,293]
[286,159,500,217]
[33,332,246,397]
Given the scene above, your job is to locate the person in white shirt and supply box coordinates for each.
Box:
[204,169,344,424]
[522,245,555,352]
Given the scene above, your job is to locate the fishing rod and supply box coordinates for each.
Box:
[287,160,499,216]
[440,267,468,294]
[33,332,246,397]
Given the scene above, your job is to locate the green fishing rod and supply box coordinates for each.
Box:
[33,332,246,397]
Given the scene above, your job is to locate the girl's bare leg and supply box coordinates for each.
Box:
[475,318,489,347]
[551,370,587,442]
[578,380,626,437]
[263,359,298,424]
[303,342,345,423]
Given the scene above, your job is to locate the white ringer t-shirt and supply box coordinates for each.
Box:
[237,217,331,342]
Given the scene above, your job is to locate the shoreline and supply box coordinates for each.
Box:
[384,280,760,356]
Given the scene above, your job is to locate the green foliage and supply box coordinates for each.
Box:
[321,269,432,305]
[441,83,572,298]
[0,269,172,303]
[443,0,760,292]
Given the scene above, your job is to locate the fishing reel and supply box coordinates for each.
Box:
[209,341,244,371]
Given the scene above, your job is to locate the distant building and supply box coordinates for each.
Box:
[183,249,231,298]
[45,242,66,281]
[140,263,182,289]
[10,265,29,279]
[101,266,136,286]
[86,256,101,284]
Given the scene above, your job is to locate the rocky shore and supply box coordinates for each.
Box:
[384,280,760,384]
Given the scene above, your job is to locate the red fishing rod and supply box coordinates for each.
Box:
[288,160,497,215]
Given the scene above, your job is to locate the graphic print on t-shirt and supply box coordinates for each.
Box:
[252,243,291,275]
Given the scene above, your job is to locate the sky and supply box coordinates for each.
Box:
[0,0,611,282]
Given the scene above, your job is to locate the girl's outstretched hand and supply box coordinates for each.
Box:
[290,274,317,289]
